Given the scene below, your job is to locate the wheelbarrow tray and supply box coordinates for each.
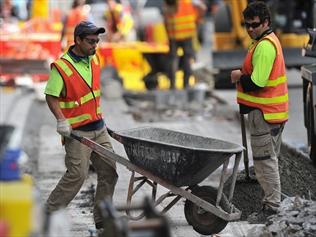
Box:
[109,127,243,187]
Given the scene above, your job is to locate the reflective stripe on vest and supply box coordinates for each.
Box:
[165,0,196,40]
[55,59,73,76]
[52,55,102,128]
[68,114,92,125]
[59,89,101,108]
[237,92,288,105]
[237,32,288,123]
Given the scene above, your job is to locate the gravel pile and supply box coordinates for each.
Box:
[225,144,316,221]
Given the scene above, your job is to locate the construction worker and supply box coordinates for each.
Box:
[44,21,118,232]
[230,1,288,223]
[104,0,135,42]
[61,0,91,50]
[163,0,205,89]
[0,0,19,22]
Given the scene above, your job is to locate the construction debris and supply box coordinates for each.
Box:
[247,196,316,237]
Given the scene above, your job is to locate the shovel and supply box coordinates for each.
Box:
[239,113,257,182]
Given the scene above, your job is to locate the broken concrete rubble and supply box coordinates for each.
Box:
[247,196,316,237]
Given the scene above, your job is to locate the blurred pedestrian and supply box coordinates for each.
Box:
[0,0,19,22]
[163,0,205,89]
[193,0,207,46]
[44,21,118,232]
[230,1,288,224]
[61,0,91,50]
[104,0,135,42]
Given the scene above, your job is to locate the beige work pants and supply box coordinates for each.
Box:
[46,127,118,225]
[248,109,284,210]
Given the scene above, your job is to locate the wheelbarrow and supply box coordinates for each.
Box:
[71,126,244,235]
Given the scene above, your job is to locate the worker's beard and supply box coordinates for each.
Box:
[89,48,96,55]
[80,45,96,56]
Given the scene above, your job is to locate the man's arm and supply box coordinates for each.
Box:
[231,40,276,91]
[45,67,72,137]
[46,94,72,137]
[192,0,207,17]
[45,94,65,120]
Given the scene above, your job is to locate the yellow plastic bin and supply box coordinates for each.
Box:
[0,175,33,237]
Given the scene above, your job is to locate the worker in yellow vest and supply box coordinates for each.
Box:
[231,1,288,224]
[163,0,205,89]
[104,0,135,42]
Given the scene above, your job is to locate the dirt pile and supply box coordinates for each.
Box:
[225,144,316,221]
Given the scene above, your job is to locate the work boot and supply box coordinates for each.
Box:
[88,222,104,237]
[88,228,104,237]
[95,222,103,230]
[247,205,277,224]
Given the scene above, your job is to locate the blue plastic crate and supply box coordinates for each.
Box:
[0,148,21,181]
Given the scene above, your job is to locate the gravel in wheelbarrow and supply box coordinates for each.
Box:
[108,127,243,187]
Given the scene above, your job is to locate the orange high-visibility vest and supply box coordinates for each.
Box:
[51,56,102,128]
[64,7,89,47]
[237,32,288,124]
[165,0,196,40]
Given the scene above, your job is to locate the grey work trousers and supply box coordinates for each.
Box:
[248,109,284,210]
[168,38,194,89]
[46,127,118,225]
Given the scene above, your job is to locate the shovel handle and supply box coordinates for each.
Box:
[240,113,250,177]
[71,128,117,142]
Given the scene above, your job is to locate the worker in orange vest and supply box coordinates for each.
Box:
[231,1,288,224]
[61,0,91,50]
[45,21,118,233]
[163,0,205,89]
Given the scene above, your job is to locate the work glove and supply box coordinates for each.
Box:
[57,119,72,137]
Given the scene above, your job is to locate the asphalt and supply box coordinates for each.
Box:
[37,78,311,236]
[1,18,310,237]
[20,84,256,237]
[1,76,309,237]
[1,58,311,237]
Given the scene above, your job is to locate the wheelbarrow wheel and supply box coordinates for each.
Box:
[184,186,230,235]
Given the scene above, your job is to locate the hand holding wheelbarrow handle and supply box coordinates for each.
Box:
[70,127,114,141]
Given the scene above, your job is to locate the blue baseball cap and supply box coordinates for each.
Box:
[74,21,106,37]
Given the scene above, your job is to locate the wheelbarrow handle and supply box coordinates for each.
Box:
[71,128,118,143]
[106,127,114,137]
[70,132,82,142]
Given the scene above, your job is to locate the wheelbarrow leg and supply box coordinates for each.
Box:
[217,152,242,210]
[228,152,242,202]
[152,182,157,202]
[126,171,145,220]
[126,171,135,211]
[216,159,229,207]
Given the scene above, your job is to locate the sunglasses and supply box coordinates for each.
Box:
[84,38,100,45]
[244,21,262,29]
